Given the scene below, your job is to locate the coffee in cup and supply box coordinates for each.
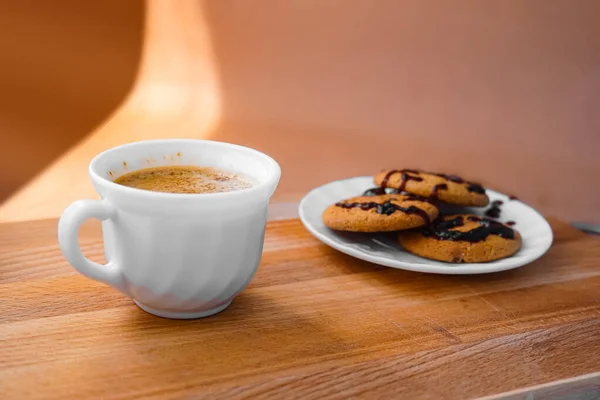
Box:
[114,166,254,194]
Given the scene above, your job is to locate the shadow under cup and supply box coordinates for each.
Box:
[76,139,281,319]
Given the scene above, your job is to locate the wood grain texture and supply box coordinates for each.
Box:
[1,217,600,399]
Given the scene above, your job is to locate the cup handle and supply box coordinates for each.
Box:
[58,199,129,296]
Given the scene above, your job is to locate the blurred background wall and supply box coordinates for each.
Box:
[1,0,599,222]
[0,0,144,201]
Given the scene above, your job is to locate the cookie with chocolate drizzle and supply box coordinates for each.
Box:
[374,169,489,207]
[398,214,521,263]
[322,194,439,232]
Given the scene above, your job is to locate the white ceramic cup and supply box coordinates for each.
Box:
[58,139,281,319]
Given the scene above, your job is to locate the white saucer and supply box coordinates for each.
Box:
[298,176,553,275]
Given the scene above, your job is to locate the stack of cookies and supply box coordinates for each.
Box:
[322,169,522,263]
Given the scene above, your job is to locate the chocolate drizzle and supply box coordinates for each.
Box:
[422,215,516,242]
[467,183,486,194]
[380,169,423,192]
[361,189,434,204]
[432,173,464,183]
[336,200,431,225]
[506,221,516,226]
[381,169,486,194]
[484,200,503,218]
[431,183,448,198]
[363,187,387,196]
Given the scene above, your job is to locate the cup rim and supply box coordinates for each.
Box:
[89,139,281,200]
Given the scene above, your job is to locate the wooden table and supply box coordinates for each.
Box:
[1,217,600,399]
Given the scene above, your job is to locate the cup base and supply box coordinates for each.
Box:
[134,300,232,319]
